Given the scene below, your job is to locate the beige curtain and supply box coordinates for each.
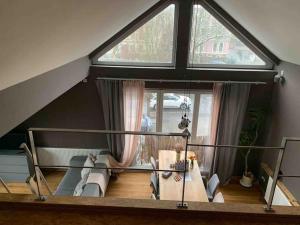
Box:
[142,136,204,165]
[110,81,145,167]
[143,136,186,162]
[204,83,223,174]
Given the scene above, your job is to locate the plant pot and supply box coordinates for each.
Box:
[240,172,254,188]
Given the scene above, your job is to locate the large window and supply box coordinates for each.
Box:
[189,5,266,67]
[141,92,157,132]
[162,93,195,133]
[142,89,213,140]
[97,4,175,65]
[136,89,213,166]
[93,1,274,69]
[196,94,213,137]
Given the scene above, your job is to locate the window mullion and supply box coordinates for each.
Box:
[191,92,200,142]
[156,90,164,132]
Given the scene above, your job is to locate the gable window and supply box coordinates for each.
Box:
[97,4,176,66]
[218,42,224,52]
[189,5,268,68]
[92,1,275,69]
[213,42,218,53]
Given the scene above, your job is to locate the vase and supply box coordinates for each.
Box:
[190,160,194,169]
[240,172,254,188]
[176,151,180,162]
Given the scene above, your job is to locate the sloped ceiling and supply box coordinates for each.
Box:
[215,0,300,66]
[0,0,158,91]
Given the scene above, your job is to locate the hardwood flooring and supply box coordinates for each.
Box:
[218,177,266,204]
[41,170,66,192]
[0,170,66,195]
[0,171,265,204]
[106,172,152,199]
[0,182,31,194]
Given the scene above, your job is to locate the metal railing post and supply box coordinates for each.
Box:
[177,129,190,208]
[37,167,53,195]
[0,177,11,193]
[265,137,287,211]
[28,130,45,201]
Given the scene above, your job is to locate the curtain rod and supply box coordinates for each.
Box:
[96,77,267,85]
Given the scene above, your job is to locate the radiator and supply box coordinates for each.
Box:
[36,147,107,167]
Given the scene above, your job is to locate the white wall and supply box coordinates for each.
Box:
[215,0,300,65]
[0,0,158,91]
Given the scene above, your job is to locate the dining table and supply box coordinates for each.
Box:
[158,150,209,202]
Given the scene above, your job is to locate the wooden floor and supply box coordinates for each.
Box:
[106,172,152,199]
[0,170,66,195]
[218,177,266,204]
[0,182,31,194]
[0,171,265,204]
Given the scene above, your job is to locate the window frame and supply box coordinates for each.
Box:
[144,88,213,141]
[89,0,279,85]
[188,3,273,69]
[93,1,179,67]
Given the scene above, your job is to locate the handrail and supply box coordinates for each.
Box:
[20,143,53,196]
[25,127,300,211]
[187,143,283,150]
[0,177,11,193]
[28,127,188,137]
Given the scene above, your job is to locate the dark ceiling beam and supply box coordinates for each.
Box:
[88,0,171,60]
[174,0,193,69]
[201,0,281,65]
[89,66,277,83]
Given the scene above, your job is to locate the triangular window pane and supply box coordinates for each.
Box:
[98,4,175,65]
[189,5,266,66]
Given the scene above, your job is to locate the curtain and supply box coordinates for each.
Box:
[142,136,207,165]
[213,83,251,184]
[142,136,186,162]
[202,83,223,175]
[110,80,145,167]
[96,80,124,161]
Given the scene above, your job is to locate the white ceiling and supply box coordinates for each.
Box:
[2,0,299,91]
[0,0,158,91]
[215,0,300,66]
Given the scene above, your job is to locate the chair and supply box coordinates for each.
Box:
[150,193,157,200]
[150,156,159,178]
[213,192,224,203]
[202,176,208,189]
[150,156,159,199]
[150,156,157,170]
[150,172,159,199]
[206,173,220,201]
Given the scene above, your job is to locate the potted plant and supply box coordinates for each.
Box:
[239,108,267,188]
